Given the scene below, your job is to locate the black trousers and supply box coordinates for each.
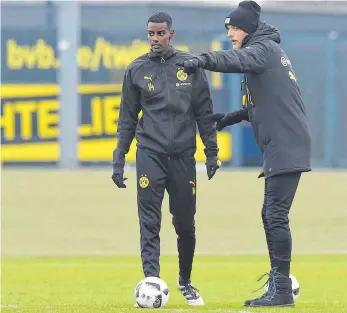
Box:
[261,172,301,276]
[136,148,196,281]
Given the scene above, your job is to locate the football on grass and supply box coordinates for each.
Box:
[134,277,170,308]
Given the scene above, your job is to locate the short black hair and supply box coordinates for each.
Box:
[147,12,172,29]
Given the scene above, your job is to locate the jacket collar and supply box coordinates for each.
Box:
[148,46,176,62]
[242,21,281,48]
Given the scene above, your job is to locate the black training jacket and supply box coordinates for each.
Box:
[114,47,218,166]
[201,22,311,178]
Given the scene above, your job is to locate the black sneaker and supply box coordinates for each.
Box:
[245,268,294,307]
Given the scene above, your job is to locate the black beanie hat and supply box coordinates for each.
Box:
[225,0,261,34]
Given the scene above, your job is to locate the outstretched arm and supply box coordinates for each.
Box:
[177,42,269,75]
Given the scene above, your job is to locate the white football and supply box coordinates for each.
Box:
[134,277,170,308]
[290,274,300,300]
[264,274,300,301]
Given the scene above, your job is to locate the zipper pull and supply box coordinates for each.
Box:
[161,56,165,63]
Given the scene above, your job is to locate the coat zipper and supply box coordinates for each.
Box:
[164,71,173,154]
[161,56,173,154]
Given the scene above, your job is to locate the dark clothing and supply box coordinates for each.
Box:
[200,22,311,178]
[225,0,261,34]
[114,47,218,281]
[262,172,301,276]
[114,47,218,168]
[224,106,249,126]
[136,148,196,279]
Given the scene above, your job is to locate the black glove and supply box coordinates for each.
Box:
[112,149,127,188]
[206,156,221,180]
[176,56,206,75]
[207,109,248,131]
[112,166,128,188]
[206,113,227,131]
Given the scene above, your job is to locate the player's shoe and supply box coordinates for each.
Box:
[244,268,294,307]
[178,281,205,306]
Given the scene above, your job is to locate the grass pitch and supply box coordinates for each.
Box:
[2,255,346,313]
[2,169,347,313]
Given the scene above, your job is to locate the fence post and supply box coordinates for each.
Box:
[57,1,81,168]
[227,74,243,167]
[324,31,338,167]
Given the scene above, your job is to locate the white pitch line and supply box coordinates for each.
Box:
[1,305,21,308]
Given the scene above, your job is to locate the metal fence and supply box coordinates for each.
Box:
[1,2,346,168]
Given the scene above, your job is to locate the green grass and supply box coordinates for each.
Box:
[2,169,347,313]
[2,255,347,313]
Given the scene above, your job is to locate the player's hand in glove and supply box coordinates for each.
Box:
[176,56,207,75]
[206,156,221,180]
[112,167,128,188]
[112,149,128,188]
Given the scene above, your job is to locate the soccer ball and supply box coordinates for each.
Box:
[134,277,170,308]
[290,274,300,300]
[264,274,300,301]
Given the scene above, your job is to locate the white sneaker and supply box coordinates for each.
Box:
[178,283,205,306]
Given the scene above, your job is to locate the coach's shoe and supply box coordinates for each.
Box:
[178,279,204,306]
[245,268,294,307]
[244,270,273,306]
[244,293,266,306]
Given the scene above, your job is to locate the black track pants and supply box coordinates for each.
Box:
[136,148,196,281]
[261,172,301,276]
